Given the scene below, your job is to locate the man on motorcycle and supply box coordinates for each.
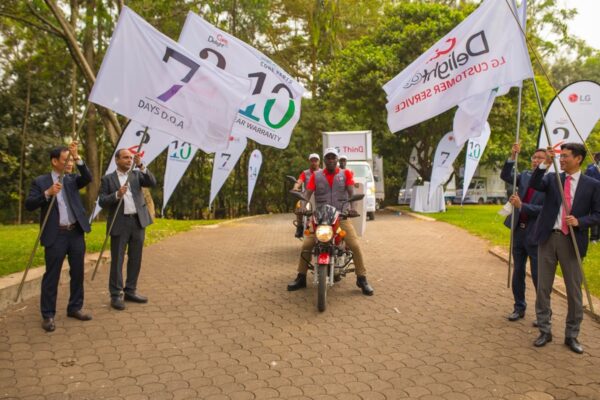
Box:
[292,153,321,238]
[287,148,374,295]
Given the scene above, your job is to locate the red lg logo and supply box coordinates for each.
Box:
[568,93,578,103]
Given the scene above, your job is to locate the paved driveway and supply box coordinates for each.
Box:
[1,212,599,399]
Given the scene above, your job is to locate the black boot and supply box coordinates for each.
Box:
[295,224,304,238]
[356,276,374,296]
[287,273,307,291]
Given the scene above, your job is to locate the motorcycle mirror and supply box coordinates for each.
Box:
[338,194,365,203]
[286,175,297,184]
[289,190,308,202]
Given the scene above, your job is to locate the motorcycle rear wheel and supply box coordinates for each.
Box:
[317,264,328,312]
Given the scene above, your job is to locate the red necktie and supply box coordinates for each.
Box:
[561,175,572,235]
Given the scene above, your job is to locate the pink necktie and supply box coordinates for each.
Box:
[561,175,572,235]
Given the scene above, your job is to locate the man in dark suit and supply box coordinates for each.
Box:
[500,144,546,323]
[584,152,600,242]
[530,143,600,354]
[99,149,156,310]
[25,142,93,332]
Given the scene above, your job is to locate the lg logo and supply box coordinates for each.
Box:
[568,93,592,103]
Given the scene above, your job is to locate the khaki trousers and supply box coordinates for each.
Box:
[297,219,366,276]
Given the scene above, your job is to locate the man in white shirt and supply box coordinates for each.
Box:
[99,149,156,311]
[529,143,600,354]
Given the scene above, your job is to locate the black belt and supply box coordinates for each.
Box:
[58,223,76,231]
[552,229,565,234]
[124,213,138,218]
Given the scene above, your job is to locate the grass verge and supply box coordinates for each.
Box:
[0,218,221,277]
[390,204,600,298]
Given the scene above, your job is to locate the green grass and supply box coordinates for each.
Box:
[390,205,600,298]
[0,218,221,277]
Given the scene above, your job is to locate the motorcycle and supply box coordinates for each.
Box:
[290,191,365,312]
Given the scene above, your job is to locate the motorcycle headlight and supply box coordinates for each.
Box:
[315,225,333,242]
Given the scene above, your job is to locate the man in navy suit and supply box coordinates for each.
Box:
[585,152,600,242]
[25,142,93,332]
[530,143,600,354]
[500,144,546,323]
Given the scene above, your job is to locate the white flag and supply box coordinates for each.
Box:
[538,80,600,172]
[162,139,199,214]
[247,149,263,211]
[383,0,533,134]
[462,123,491,203]
[179,12,305,149]
[209,135,248,207]
[90,121,171,221]
[429,132,463,201]
[452,88,498,147]
[89,6,251,153]
[451,0,528,147]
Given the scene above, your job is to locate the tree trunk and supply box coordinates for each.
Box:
[82,0,100,212]
[44,0,121,144]
[17,65,32,225]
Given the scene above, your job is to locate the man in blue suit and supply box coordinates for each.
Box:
[530,143,600,354]
[585,152,600,242]
[25,142,93,332]
[500,144,546,323]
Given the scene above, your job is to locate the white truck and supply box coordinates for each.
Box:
[454,166,507,204]
[322,130,383,220]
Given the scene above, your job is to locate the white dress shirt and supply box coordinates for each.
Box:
[116,170,138,215]
[539,164,581,229]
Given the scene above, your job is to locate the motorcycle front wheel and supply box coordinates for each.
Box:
[317,264,328,312]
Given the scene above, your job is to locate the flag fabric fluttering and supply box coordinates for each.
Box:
[209,135,248,208]
[247,149,263,210]
[429,131,463,201]
[162,140,199,214]
[89,6,251,153]
[383,0,533,137]
[461,122,491,204]
[179,12,305,149]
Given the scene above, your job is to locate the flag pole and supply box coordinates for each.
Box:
[502,0,599,169]
[91,126,149,281]
[531,77,595,314]
[507,85,524,288]
[14,102,91,302]
[503,0,595,314]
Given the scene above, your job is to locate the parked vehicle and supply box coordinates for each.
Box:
[346,161,376,220]
[290,191,365,312]
[454,175,507,204]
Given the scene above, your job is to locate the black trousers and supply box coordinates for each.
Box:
[41,228,85,318]
[109,216,145,299]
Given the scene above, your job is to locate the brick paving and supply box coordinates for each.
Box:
[1,211,600,399]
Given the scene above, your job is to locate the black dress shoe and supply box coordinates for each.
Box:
[67,310,92,321]
[356,276,374,296]
[124,292,148,303]
[42,317,55,332]
[565,337,584,354]
[287,273,307,291]
[507,310,525,321]
[111,298,126,310]
[534,332,552,347]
